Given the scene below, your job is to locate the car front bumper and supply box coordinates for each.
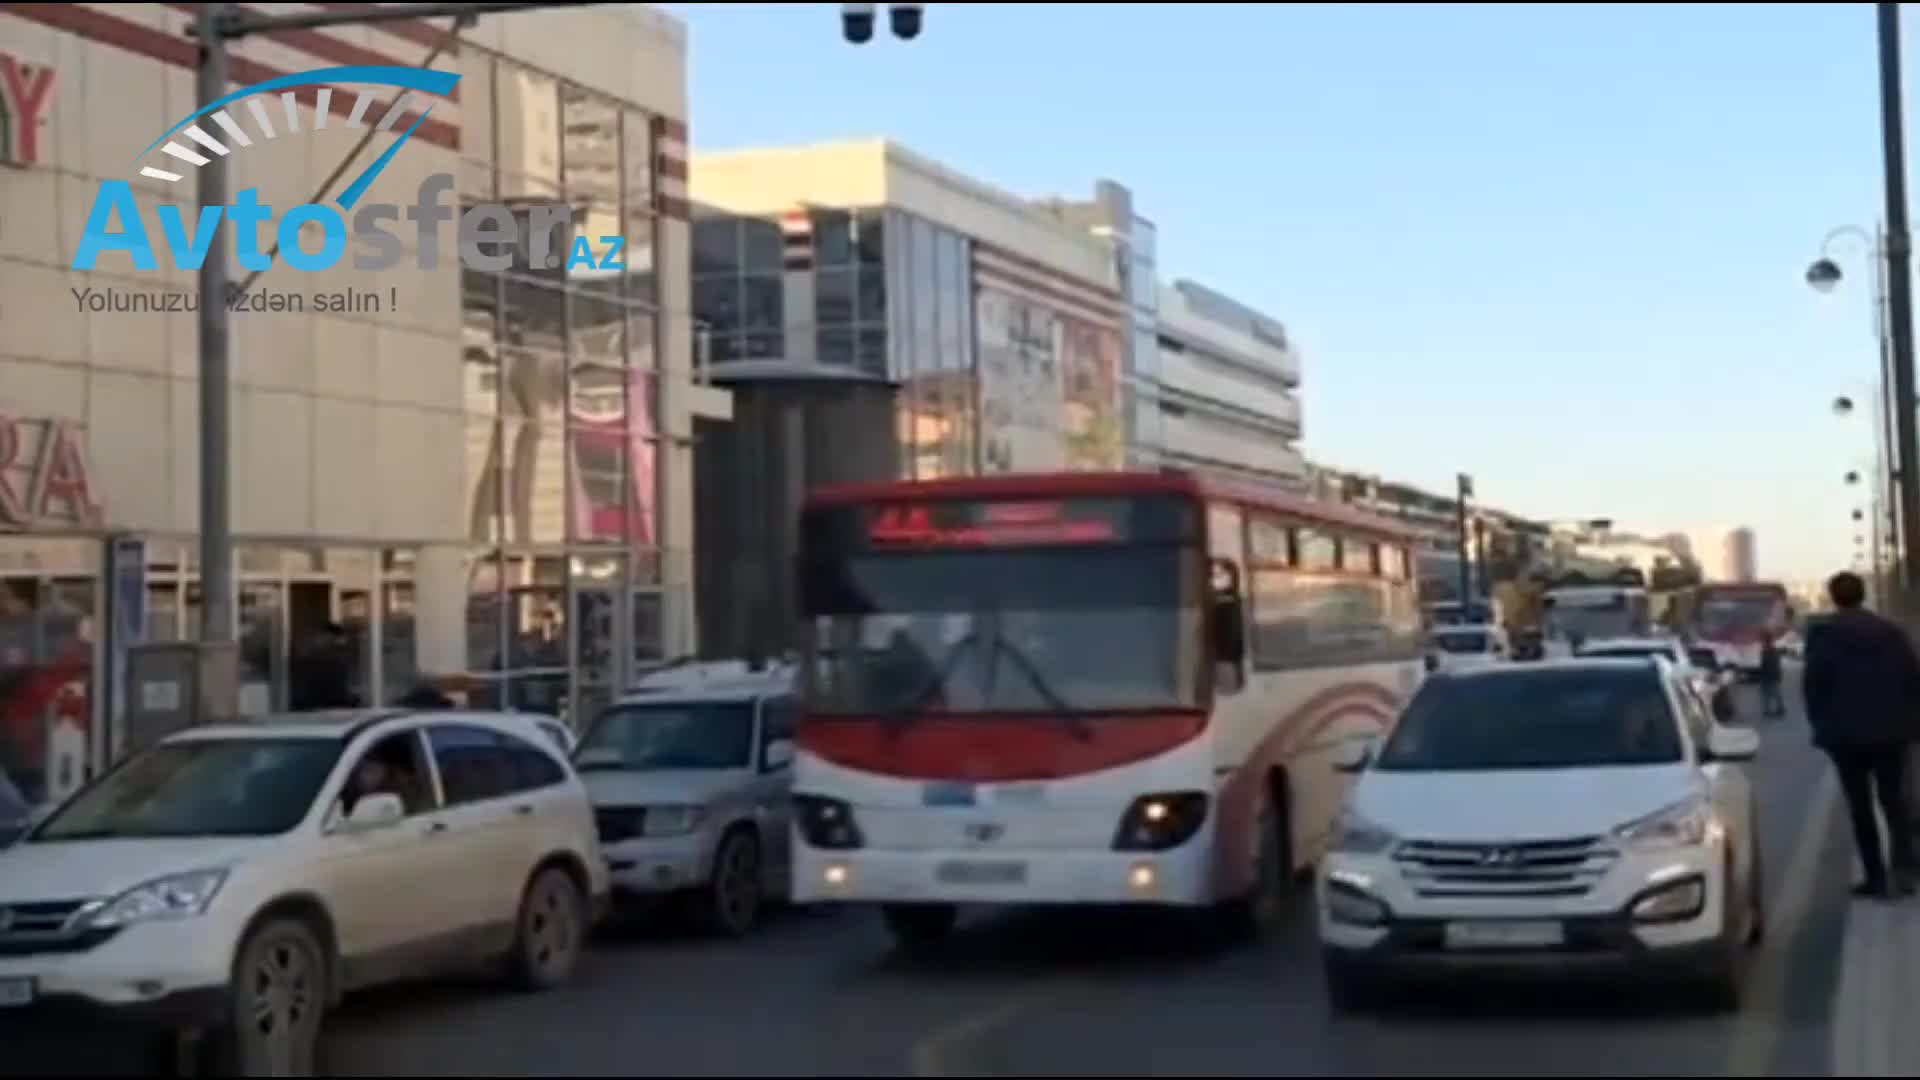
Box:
[1317,844,1729,973]
[603,832,717,896]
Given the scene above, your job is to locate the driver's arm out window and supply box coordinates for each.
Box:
[341,730,437,817]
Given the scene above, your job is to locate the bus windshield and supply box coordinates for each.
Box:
[799,545,1203,716]
[1545,593,1650,643]
[1697,592,1783,639]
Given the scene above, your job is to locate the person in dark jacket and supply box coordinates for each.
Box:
[1758,634,1785,717]
[1804,571,1920,897]
[289,623,357,712]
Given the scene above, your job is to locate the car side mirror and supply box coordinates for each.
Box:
[334,792,404,834]
[1333,739,1375,774]
[1704,726,1759,763]
[763,738,795,771]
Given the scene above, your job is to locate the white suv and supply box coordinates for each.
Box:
[1317,658,1762,1012]
[0,708,608,1075]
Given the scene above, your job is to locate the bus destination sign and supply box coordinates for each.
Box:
[865,498,1129,548]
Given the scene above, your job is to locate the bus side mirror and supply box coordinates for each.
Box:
[1212,596,1246,664]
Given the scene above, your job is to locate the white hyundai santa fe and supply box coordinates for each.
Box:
[1317,657,1762,1012]
[0,708,608,1076]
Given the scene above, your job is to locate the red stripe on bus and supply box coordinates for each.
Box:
[796,710,1207,783]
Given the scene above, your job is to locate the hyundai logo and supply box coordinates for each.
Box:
[964,823,1004,844]
[1478,847,1525,868]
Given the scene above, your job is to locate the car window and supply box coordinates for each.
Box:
[1432,631,1490,654]
[428,724,520,806]
[37,737,344,841]
[574,702,755,772]
[342,730,438,817]
[760,697,798,771]
[1376,667,1685,772]
[505,730,568,790]
[0,771,26,820]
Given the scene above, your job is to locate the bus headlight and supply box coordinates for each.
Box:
[795,794,865,850]
[1111,792,1209,851]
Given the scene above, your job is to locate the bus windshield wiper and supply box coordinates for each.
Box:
[891,631,982,733]
[985,634,1093,742]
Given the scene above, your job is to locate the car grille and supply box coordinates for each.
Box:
[0,898,115,957]
[1392,836,1618,898]
[595,806,646,844]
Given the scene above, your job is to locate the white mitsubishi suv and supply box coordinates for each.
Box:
[1317,657,1762,1012]
[0,708,608,1075]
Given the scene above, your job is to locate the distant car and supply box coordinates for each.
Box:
[1581,636,1736,723]
[0,773,28,849]
[0,708,607,1075]
[1425,624,1509,673]
[1317,659,1763,1013]
[576,661,798,937]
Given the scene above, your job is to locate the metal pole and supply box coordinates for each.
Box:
[1455,476,1472,615]
[1877,1,1920,616]
[195,4,235,674]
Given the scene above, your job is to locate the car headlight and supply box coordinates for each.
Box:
[1329,811,1398,856]
[1614,795,1712,851]
[86,869,228,930]
[643,805,705,838]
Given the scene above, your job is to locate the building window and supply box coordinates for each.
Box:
[814,209,855,267]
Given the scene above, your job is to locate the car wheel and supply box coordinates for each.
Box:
[508,865,587,991]
[220,917,327,1077]
[1322,949,1387,1014]
[882,903,958,950]
[700,828,763,938]
[1218,783,1291,943]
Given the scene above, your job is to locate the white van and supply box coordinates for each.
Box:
[1426,623,1508,672]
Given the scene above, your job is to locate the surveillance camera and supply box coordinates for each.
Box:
[889,2,924,40]
[841,3,876,43]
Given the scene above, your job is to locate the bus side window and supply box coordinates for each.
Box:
[1211,558,1247,695]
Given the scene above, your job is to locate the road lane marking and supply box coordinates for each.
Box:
[907,979,1076,1078]
[1726,765,1838,1077]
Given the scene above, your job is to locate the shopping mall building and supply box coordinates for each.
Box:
[688,140,1306,658]
[0,3,727,804]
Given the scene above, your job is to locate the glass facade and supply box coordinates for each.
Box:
[1125,215,1163,464]
[451,50,665,721]
[691,213,785,363]
[891,213,973,479]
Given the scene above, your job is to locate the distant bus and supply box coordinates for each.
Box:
[1691,582,1792,676]
[1541,585,1653,657]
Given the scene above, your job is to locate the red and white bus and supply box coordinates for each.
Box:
[788,469,1426,945]
[1691,582,1793,677]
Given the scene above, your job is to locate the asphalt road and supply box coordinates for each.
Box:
[324,678,1857,1078]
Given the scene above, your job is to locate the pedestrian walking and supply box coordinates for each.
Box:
[1758,633,1785,717]
[1803,571,1920,898]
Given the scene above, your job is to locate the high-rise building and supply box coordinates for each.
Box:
[1723,527,1758,583]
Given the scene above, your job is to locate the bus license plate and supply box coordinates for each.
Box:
[935,860,1027,886]
[0,978,35,1008]
[1443,920,1564,950]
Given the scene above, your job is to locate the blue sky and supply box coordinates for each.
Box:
[667,2,1892,580]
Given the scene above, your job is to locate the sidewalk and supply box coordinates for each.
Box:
[1829,892,1920,1076]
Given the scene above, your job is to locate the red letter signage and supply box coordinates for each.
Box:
[0,52,55,168]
